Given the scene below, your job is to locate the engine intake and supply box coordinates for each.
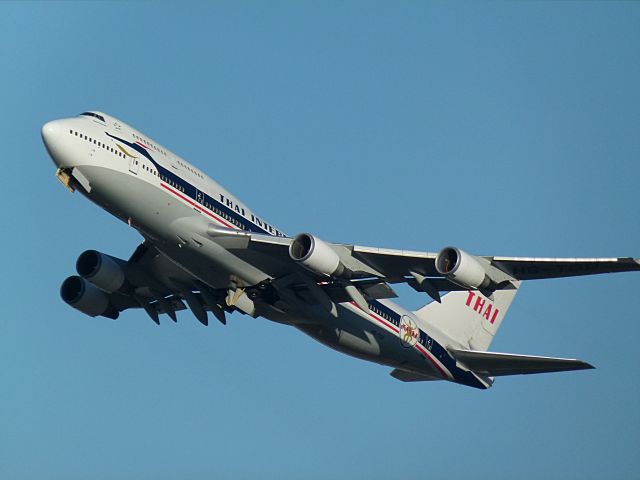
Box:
[60,276,119,319]
[76,250,126,293]
[289,233,346,277]
[435,247,492,289]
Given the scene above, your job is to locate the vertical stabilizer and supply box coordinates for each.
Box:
[413,282,521,351]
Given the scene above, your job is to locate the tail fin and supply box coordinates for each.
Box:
[413,282,521,351]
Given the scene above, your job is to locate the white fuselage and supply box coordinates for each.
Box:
[42,111,487,389]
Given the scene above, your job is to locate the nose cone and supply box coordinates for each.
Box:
[42,120,67,167]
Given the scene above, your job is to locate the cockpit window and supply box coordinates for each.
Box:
[80,112,105,122]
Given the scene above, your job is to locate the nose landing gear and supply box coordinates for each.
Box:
[55,167,75,193]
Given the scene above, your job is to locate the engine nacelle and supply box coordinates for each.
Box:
[60,276,119,319]
[435,247,492,289]
[289,233,346,277]
[76,250,126,293]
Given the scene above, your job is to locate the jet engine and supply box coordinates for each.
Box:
[435,247,492,289]
[60,275,119,319]
[289,233,346,277]
[76,249,126,293]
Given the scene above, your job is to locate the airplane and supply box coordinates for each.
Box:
[42,111,640,389]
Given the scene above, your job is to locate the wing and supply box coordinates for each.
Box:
[217,230,441,281]
[238,230,640,287]
[96,242,230,325]
[490,256,640,280]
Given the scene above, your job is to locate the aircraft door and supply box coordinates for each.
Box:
[129,157,139,175]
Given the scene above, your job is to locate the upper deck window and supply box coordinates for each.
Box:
[80,112,105,123]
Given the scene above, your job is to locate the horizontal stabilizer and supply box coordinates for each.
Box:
[390,369,438,382]
[449,349,594,376]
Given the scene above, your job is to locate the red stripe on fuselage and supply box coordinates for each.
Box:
[414,344,448,378]
[350,301,399,334]
[162,180,448,379]
[135,141,149,150]
[348,301,448,379]
[160,182,237,230]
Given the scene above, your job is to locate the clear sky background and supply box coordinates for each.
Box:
[1,2,639,479]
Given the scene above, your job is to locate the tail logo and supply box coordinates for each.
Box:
[465,291,500,324]
[400,315,419,348]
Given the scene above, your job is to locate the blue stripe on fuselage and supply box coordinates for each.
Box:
[106,133,283,236]
[367,299,488,389]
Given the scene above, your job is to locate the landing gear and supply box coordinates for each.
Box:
[55,168,75,193]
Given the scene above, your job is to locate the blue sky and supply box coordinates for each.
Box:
[1,2,639,478]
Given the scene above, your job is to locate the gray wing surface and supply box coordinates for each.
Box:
[491,256,640,280]
[235,233,442,279]
[450,349,594,376]
[243,232,640,283]
[103,242,229,325]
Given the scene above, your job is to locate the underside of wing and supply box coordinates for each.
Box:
[61,242,234,325]
[351,245,439,278]
[242,230,640,305]
[490,256,640,280]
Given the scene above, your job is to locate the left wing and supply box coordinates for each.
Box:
[234,230,640,298]
[353,247,640,282]
[490,256,640,279]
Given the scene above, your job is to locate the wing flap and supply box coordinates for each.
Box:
[449,349,594,376]
[352,246,439,277]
